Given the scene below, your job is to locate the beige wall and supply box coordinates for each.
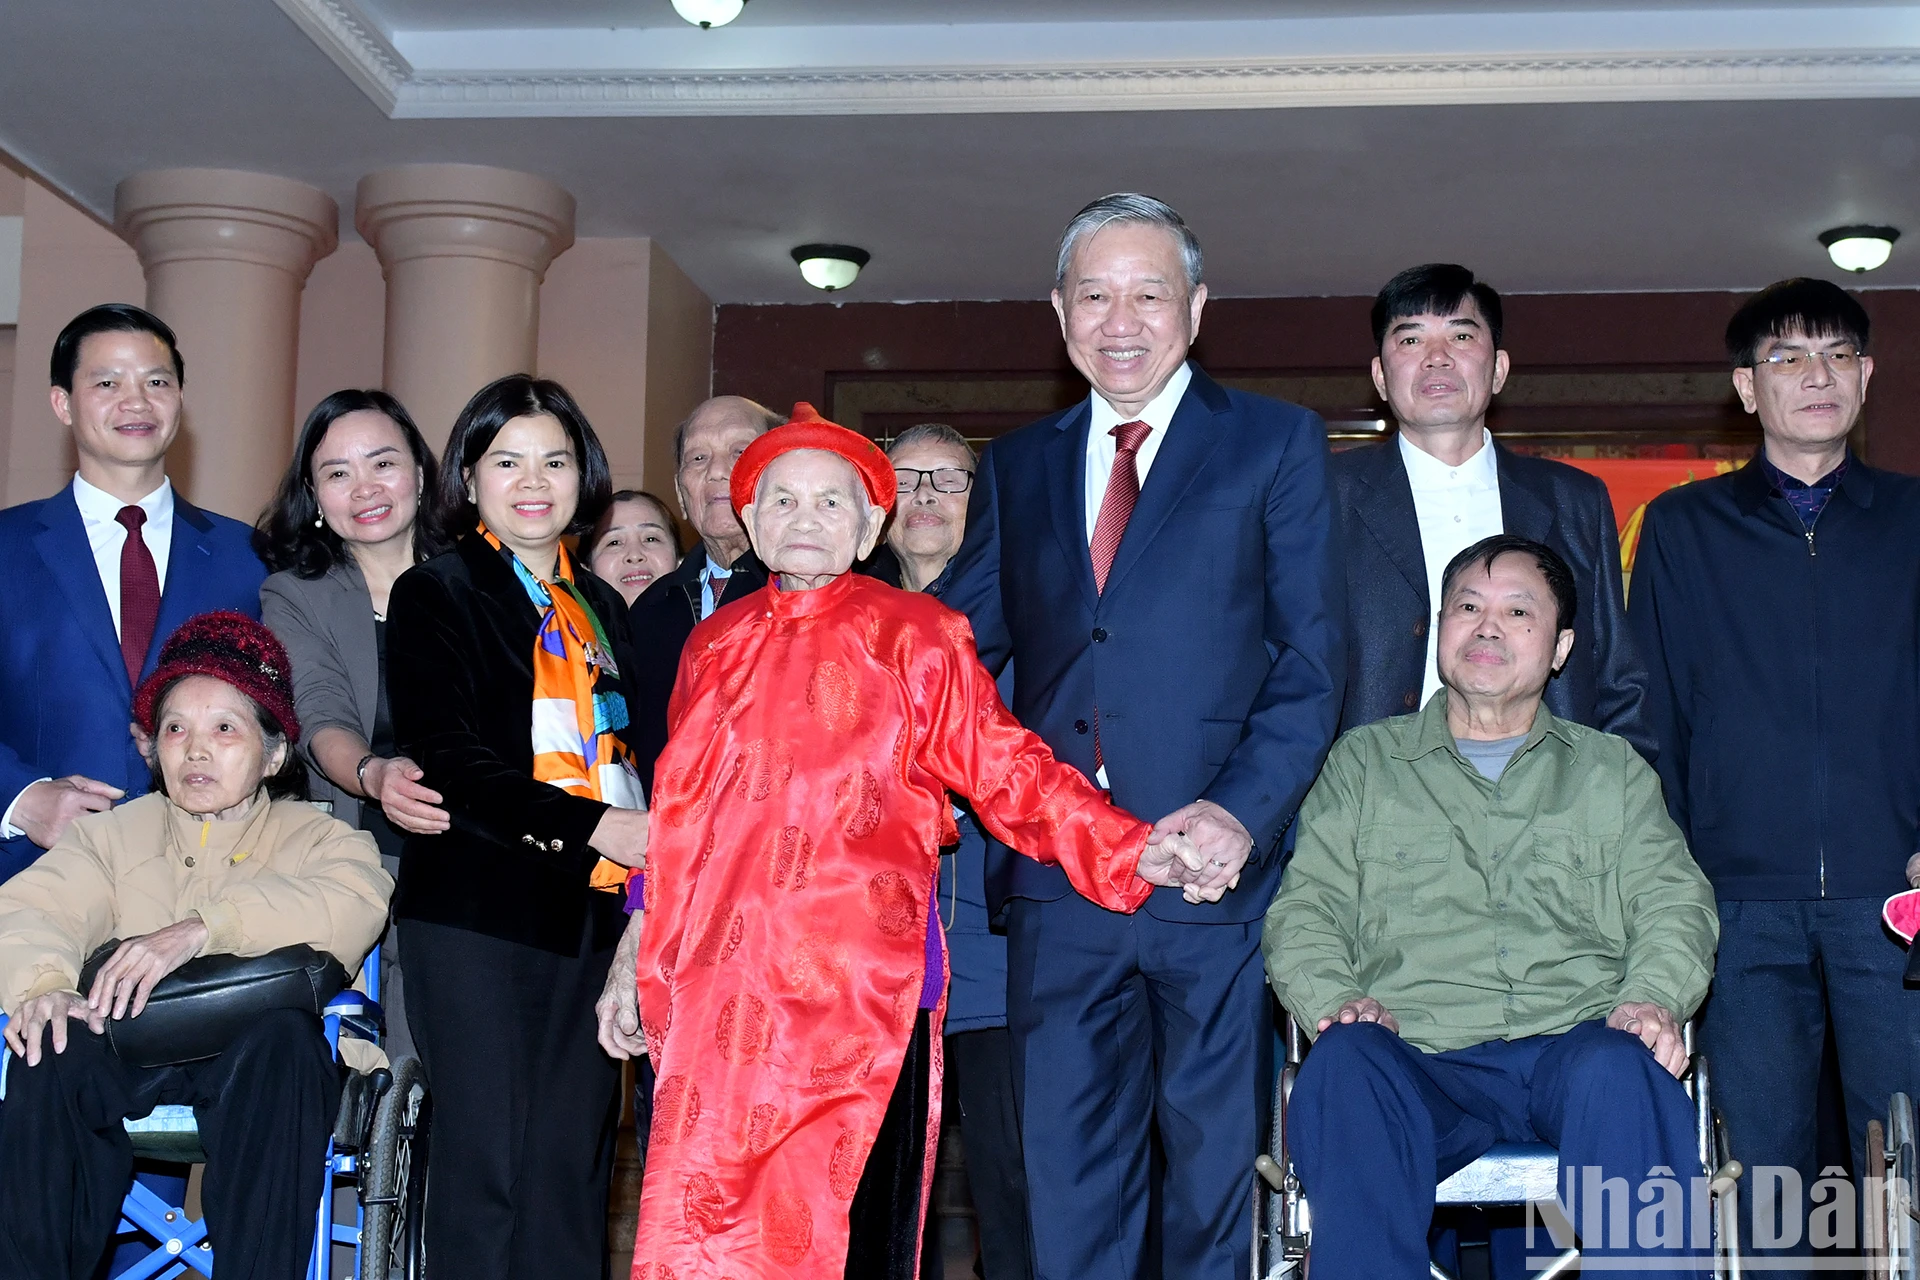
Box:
[0,169,712,512]
[295,240,386,427]
[538,236,713,495]
[4,175,144,506]
[642,240,715,498]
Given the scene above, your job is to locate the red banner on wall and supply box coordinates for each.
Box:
[1553,457,1741,574]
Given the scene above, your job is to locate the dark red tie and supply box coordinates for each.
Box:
[1088,421,1151,775]
[116,505,160,686]
[1090,420,1151,594]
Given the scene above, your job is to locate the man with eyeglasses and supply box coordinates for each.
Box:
[1630,278,1920,1273]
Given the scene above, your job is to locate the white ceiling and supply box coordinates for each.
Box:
[368,0,1897,28]
[3,1,1920,304]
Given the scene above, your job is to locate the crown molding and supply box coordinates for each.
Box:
[390,51,1920,118]
[273,0,1920,119]
[271,0,410,114]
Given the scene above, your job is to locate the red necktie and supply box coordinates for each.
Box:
[116,505,161,686]
[1090,420,1151,594]
[1088,421,1151,777]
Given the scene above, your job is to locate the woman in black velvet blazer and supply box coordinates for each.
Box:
[386,375,645,1280]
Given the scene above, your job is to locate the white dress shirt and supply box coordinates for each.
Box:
[1083,362,1192,544]
[1082,362,1192,786]
[71,472,174,638]
[1,475,175,840]
[1401,429,1503,706]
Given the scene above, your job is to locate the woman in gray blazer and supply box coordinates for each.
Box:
[255,389,452,1057]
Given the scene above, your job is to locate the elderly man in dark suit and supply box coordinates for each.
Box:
[625,394,781,790]
[1332,263,1652,758]
[943,193,1344,1280]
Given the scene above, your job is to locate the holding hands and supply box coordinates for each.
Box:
[1136,800,1255,903]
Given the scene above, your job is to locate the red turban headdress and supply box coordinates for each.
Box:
[729,403,897,517]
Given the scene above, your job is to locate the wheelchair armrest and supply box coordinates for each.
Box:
[322,991,386,1048]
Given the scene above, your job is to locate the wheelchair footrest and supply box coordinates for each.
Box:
[124,1104,207,1165]
[1435,1142,1562,1206]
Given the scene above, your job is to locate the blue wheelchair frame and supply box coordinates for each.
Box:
[0,943,393,1280]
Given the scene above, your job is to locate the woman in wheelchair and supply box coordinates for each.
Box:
[0,610,392,1280]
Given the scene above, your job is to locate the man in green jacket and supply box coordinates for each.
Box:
[1266,533,1717,1279]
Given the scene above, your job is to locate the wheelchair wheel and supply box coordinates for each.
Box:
[1889,1094,1918,1280]
[362,1055,430,1280]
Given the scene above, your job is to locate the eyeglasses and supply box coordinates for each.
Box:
[895,467,974,495]
[1755,348,1864,372]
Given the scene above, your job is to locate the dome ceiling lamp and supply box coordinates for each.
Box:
[792,244,871,292]
[671,0,745,29]
[1820,225,1901,273]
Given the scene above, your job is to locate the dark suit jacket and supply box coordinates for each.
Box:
[386,533,639,954]
[1330,438,1655,761]
[627,545,769,799]
[942,364,1346,925]
[0,483,265,881]
[1630,454,1920,900]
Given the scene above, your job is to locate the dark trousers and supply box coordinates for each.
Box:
[1006,894,1270,1280]
[1699,897,1920,1277]
[0,1008,339,1280]
[1289,1020,1707,1279]
[845,1011,932,1280]
[404,913,623,1280]
[946,1028,1034,1280]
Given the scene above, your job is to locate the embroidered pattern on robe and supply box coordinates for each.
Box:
[631,572,1150,1280]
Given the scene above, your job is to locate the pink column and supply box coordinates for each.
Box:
[115,168,339,521]
[355,164,576,448]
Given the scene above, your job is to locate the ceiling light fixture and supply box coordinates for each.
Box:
[1820,225,1901,273]
[671,0,745,29]
[792,244,870,292]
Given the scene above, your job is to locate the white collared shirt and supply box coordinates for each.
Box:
[1401,429,1503,706]
[1083,362,1193,544]
[71,472,174,638]
[1082,362,1192,787]
[699,559,733,620]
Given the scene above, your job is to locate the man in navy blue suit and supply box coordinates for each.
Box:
[942,194,1344,1280]
[0,304,266,884]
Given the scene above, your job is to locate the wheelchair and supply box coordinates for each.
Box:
[0,942,430,1280]
[1252,1014,1744,1279]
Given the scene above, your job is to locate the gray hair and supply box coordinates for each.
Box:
[1054,193,1204,294]
[673,396,783,468]
[886,422,977,465]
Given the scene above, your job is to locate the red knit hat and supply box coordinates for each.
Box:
[133,611,301,743]
[729,403,898,517]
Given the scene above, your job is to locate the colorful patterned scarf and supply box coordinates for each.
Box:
[481,524,646,892]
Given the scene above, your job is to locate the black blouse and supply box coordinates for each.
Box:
[386,532,640,955]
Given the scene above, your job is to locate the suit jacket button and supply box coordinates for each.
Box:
[184,856,195,868]
[1091,627,1108,643]
[1074,719,1089,734]
[1412,619,1427,637]
[1403,691,1418,709]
